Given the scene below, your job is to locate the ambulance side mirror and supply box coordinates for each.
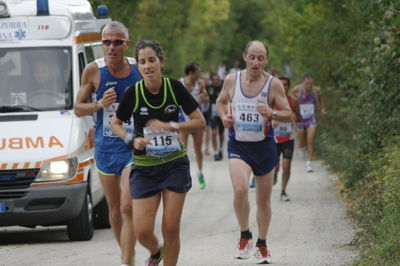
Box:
[0,0,10,18]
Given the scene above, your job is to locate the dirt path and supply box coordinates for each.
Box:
[0,146,357,266]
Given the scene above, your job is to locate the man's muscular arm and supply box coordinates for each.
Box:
[73,62,101,117]
[216,73,235,128]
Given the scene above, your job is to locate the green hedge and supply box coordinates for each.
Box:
[308,1,400,263]
[351,137,400,265]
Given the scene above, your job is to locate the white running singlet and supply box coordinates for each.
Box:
[231,71,273,142]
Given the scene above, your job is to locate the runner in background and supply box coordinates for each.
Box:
[268,66,279,77]
[208,73,225,161]
[202,70,213,157]
[217,61,227,81]
[273,76,302,201]
[228,60,241,74]
[179,62,210,189]
[291,74,326,172]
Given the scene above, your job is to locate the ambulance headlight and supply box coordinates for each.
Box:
[0,1,10,18]
[35,158,78,182]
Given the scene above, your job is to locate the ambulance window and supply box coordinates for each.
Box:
[85,47,95,64]
[78,52,86,80]
[0,47,73,112]
[92,45,104,60]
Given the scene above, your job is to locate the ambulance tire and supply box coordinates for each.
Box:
[93,197,110,229]
[66,190,94,241]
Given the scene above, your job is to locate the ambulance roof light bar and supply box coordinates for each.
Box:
[97,5,109,18]
[37,0,49,16]
[0,0,10,18]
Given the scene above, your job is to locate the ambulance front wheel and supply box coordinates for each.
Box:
[66,190,94,241]
[93,197,110,229]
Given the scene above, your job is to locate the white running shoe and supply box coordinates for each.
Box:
[234,238,253,259]
[306,161,314,172]
[280,192,291,201]
[255,244,272,264]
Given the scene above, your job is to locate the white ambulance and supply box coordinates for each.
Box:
[0,0,111,240]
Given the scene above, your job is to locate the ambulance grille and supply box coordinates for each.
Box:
[0,169,39,198]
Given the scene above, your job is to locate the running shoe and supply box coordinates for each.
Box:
[280,192,290,201]
[214,152,222,161]
[120,263,134,266]
[255,244,272,264]
[198,172,206,189]
[234,237,253,259]
[144,258,160,266]
[218,150,223,160]
[249,178,256,188]
[306,161,314,172]
[145,247,163,266]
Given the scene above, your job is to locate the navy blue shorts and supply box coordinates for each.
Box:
[94,150,133,176]
[228,137,278,176]
[130,156,192,199]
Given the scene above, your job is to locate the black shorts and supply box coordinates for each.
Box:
[211,116,224,134]
[276,139,294,160]
[203,110,211,126]
[130,156,192,199]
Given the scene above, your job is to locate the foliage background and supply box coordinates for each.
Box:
[89,0,400,264]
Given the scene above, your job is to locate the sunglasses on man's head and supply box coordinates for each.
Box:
[102,39,126,46]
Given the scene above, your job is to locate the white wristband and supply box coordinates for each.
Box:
[124,132,134,145]
[123,132,134,149]
[169,121,180,130]
[97,99,105,110]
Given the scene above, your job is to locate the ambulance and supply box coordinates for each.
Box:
[0,0,112,240]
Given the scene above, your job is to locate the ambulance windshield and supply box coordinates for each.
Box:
[0,47,73,112]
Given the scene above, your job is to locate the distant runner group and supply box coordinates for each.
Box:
[74,21,326,266]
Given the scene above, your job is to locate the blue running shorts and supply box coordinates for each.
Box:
[228,137,278,176]
[94,150,133,176]
[130,156,192,199]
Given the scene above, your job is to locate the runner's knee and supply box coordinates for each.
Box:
[135,226,154,242]
[162,221,180,240]
[234,185,249,200]
[109,205,122,222]
[120,201,132,217]
[256,197,271,210]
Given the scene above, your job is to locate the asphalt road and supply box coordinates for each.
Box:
[0,143,357,266]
